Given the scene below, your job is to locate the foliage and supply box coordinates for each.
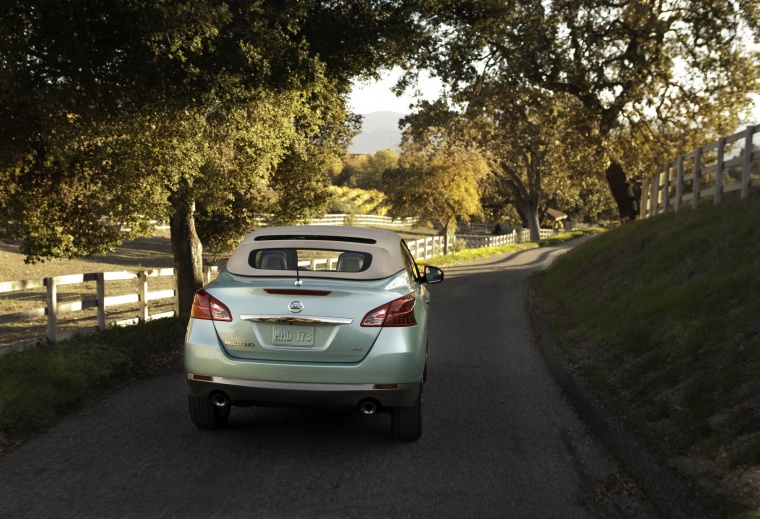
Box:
[0,0,425,310]
[402,89,615,239]
[383,132,488,242]
[326,186,389,216]
[0,316,187,439]
[333,149,399,190]
[409,0,760,220]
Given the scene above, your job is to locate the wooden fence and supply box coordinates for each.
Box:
[253,214,418,228]
[640,125,760,217]
[0,266,218,355]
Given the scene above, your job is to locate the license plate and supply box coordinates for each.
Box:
[272,325,314,347]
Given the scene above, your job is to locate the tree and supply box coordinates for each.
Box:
[0,1,425,312]
[384,131,488,251]
[409,0,760,220]
[401,86,611,241]
[333,149,399,190]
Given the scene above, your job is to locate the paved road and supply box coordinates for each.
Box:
[0,242,654,518]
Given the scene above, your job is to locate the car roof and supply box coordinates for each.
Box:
[225,226,407,279]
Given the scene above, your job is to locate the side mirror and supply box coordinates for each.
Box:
[421,266,444,284]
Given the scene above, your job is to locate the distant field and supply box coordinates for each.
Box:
[0,230,182,351]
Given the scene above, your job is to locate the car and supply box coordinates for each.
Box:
[184,225,444,440]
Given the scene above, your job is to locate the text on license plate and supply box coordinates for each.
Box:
[272,325,314,346]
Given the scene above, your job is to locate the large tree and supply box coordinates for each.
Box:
[409,0,760,220]
[383,131,488,251]
[0,0,424,312]
[401,87,610,241]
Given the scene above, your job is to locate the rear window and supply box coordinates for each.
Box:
[248,248,373,273]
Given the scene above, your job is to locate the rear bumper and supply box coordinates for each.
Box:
[186,374,420,410]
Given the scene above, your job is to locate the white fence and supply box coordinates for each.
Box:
[0,267,218,355]
[253,214,418,228]
[640,124,760,217]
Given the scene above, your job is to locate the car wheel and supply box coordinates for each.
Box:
[188,395,230,429]
[391,384,422,441]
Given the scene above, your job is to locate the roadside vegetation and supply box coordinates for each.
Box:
[536,197,760,518]
[0,315,187,456]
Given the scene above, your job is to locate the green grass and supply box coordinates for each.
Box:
[536,199,760,517]
[418,228,602,266]
[0,315,186,450]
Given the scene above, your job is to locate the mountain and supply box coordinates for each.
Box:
[349,111,405,154]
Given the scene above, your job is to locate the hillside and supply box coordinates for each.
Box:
[536,198,760,518]
[349,111,404,154]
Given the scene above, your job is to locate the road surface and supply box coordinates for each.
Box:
[0,242,654,518]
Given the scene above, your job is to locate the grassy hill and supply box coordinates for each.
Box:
[536,198,760,517]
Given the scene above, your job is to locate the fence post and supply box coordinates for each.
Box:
[675,156,684,212]
[693,147,702,210]
[649,171,659,215]
[715,137,725,206]
[742,126,754,199]
[138,271,149,322]
[639,177,649,217]
[96,272,106,330]
[662,164,671,211]
[45,277,57,343]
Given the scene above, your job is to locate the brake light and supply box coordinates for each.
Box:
[191,289,232,322]
[361,294,416,327]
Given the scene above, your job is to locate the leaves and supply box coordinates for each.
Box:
[410,0,760,219]
[384,131,488,233]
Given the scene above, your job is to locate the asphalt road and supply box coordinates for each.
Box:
[0,242,655,518]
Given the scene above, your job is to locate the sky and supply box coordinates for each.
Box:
[350,68,760,125]
[349,67,442,115]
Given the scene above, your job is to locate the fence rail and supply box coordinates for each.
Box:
[640,125,760,217]
[253,214,418,228]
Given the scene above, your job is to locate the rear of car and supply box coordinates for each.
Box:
[184,226,443,440]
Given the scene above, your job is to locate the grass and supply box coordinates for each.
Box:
[0,315,187,454]
[535,198,760,518]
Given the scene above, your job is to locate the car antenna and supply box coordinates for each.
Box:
[294,262,303,286]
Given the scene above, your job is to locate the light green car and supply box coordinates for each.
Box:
[184,226,444,441]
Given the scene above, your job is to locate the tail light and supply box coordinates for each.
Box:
[191,289,232,322]
[361,294,417,327]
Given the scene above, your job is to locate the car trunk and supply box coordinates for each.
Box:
[207,278,392,363]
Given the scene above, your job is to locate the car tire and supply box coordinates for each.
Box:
[391,384,422,441]
[188,395,230,429]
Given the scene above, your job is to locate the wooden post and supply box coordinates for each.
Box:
[715,137,725,206]
[45,277,57,342]
[662,164,671,212]
[96,272,106,330]
[639,177,649,218]
[675,155,684,213]
[138,270,149,322]
[693,147,702,210]
[742,125,754,199]
[649,171,659,215]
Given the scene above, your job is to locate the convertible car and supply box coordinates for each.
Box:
[184,226,444,440]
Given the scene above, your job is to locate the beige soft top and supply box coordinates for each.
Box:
[225,225,407,279]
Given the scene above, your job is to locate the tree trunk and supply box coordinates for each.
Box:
[605,160,639,221]
[514,199,541,242]
[443,220,450,255]
[170,197,204,315]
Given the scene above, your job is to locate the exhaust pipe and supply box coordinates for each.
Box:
[359,400,378,415]
[212,393,230,408]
